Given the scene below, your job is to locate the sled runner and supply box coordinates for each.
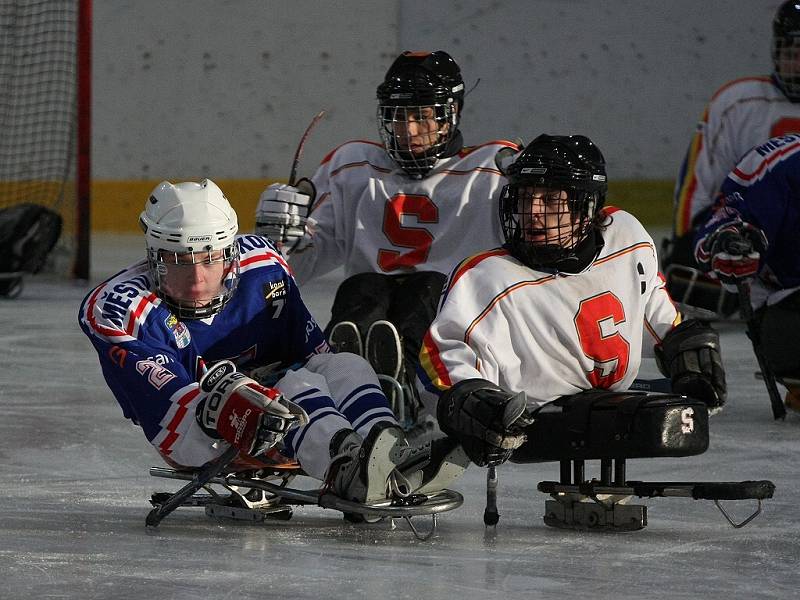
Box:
[147,445,463,541]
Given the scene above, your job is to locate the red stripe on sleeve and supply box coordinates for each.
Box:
[158,387,201,455]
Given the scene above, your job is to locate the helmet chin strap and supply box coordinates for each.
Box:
[549,228,604,274]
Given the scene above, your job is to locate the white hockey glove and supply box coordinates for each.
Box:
[255,178,315,252]
[196,360,309,457]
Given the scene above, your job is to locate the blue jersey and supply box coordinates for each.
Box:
[78,234,329,464]
[695,133,800,290]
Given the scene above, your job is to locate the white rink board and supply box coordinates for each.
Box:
[94,1,778,181]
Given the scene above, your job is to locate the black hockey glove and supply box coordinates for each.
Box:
[437,379,534,467]
[655,319,726,411]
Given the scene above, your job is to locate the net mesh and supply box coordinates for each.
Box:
[0,1,78,275]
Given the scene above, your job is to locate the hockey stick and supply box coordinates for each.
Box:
[483,465,499,526]
[736,279,786,420]
[146,445,239,527]
[288,110,326,186]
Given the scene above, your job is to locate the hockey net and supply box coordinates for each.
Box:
[0,0,90,279]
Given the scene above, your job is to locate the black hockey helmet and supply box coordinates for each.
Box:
[773,1,800,101]
[499,134,607,269]
[376,51,465,178]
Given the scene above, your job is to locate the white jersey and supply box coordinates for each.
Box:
[674,75,800,236]
[288,139,519,284]
[419,208,679,405]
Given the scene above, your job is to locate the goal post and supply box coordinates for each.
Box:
[0,0,91,280]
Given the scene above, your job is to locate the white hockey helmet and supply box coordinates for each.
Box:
[139,179,240,319]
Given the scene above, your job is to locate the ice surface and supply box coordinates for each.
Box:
[0,233,797,599]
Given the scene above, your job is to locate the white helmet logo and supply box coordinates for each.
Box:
[187,235,213,243]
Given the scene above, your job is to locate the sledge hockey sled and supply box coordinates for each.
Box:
[147,445,463,540]
[484,390,775,532]
[664,263,740,320]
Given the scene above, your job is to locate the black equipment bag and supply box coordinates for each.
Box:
[511,389,709,463]
[0,203,63,296]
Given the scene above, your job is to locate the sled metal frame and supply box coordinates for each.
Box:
[0,271,25,299]
[664,263,741,322]
[146,446,463,541]
[484,457,775,532]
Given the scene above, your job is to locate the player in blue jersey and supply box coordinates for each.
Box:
[694,133,800,411]
[78,179,467,507]
[665,1,800,316]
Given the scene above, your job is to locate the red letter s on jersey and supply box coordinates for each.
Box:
[574,291,630,388]
[377,194,438,271]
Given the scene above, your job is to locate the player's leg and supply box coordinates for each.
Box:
[325,273,393,354]
[274,364,360,481]
[328,422,470,503]
[752,289,800,410]
[301,352,397,439]
[385,271,447,433]
[303,352,468,502]
[295,352,400,503]
[364,318,403,389]
[389,271,447,373]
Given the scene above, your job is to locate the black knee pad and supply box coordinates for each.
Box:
[327,273,394,337]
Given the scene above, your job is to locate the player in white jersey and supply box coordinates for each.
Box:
[664,1,800,313]
[78,179,466,506]
[418,135,727,467]
[256,51,519,427]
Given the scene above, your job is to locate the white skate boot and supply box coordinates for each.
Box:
[327,423,468,504]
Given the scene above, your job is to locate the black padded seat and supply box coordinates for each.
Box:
[511,390,709,463]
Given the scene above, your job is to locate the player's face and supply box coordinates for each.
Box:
[777,38,800,83]
[518,186,577,247]
[158,249,230,306]
[391,106,449,155]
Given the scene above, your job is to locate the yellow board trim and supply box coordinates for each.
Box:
[89,178,675,232]
[91,179,278,232]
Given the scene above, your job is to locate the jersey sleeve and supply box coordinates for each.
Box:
[716,161,789,253]
[674,83,745,235]
[286,148,348,284]
[417,268,489,398]
[643,268,681,351]
[78,282,226,468]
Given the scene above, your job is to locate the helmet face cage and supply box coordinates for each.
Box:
[773,1,800,101]
[147,242,240,320]
[499,135,607,269]
[773,36,800,100]
[377,100,459,178]
[500,183,598,268]
[376,51,465,178]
